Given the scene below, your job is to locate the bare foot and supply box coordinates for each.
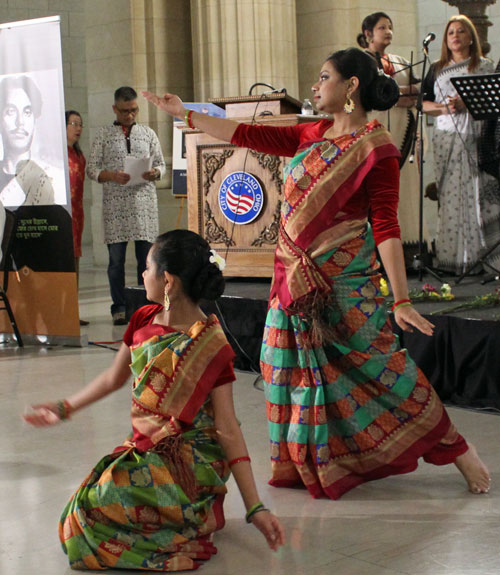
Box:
[454,444,491,494]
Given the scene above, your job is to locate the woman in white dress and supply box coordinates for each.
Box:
[423,15,500,275]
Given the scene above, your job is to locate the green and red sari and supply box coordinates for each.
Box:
[59,314,235,570]
[261,120,467,500]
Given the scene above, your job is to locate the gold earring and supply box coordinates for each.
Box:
[164,286,170,311]
[344,94,355,114]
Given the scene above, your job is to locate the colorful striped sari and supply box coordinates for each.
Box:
[261,121,467,500]
[59,315,235,571]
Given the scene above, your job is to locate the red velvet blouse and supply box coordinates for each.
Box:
[231,120,401,245]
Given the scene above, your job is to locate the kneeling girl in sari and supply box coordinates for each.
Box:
[24,229,284,571]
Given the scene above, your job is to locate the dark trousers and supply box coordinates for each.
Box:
[107,240,151,315]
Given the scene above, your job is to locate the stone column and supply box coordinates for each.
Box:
[190,0,298,100]
[443,0,497,55]
[84,0,193,265]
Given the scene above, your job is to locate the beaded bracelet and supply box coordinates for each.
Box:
[247,506,270,522]
[185,109,195,129]
[228,456,251,467]
[245,501,269,523]
[392,299,412,312]
[56,399,73,421]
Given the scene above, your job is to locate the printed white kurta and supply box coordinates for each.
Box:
[87,124,166,244]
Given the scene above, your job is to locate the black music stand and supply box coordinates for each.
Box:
[451,73,500,284]
[451,73,500,120]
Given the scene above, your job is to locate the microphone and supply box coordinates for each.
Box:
[248,83,287,96]
[249,82,275,95]
[423,32,436,49]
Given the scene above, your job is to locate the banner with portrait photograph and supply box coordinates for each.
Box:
[0,16,80,342]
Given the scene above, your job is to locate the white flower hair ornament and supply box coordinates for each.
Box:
[209,249,226,271]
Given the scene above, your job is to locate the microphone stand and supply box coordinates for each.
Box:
[410,41,441,282]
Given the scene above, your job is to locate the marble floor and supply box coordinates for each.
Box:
[1,267,499,575]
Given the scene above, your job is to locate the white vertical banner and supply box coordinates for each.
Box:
[0,17,81,343]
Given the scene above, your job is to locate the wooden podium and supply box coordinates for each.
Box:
[185,93,303,277]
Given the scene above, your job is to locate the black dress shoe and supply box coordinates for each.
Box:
[112,312,127,326]
[79,319,90,326]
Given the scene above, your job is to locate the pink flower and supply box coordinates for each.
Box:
[422,283,437,293]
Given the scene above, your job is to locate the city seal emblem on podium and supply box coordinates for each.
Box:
[218,171,264,225]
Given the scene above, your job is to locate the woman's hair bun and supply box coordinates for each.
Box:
[327,48,400,113]
[364,74,400,111]
[152,229,225,303]
[356,32,368,49]
[190,263,225,302]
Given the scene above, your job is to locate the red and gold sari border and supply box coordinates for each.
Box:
[289,129,399,249]
[272,122,399,314]
[268,403,467,500]
[131,315,234,426]
[299,141,398,248]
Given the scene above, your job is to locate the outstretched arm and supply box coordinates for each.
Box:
[377,237,434,336]
[210,382,285,551]
[24,343,132,426]
[142,91,239,143]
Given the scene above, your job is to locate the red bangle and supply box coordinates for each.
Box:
[392,298,411,312]
[186,110,195,129]
[228,456,251,467]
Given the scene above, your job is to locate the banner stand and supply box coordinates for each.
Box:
[0,17,80,345]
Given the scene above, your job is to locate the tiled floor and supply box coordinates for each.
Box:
[1,267,499,575]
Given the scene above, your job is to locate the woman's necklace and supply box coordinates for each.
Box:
[450,53,470,65]
[328,122,367,140]
[328,125,367,149]
[349,124,367,137]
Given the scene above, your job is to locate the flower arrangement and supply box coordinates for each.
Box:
[409,283,455,301]
[432,285,500,315]
[380,278,500,316]
[380,280,455,301]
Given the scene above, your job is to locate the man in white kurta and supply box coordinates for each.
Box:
[87,86,165,325]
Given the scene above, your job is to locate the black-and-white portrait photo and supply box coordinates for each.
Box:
[0,71,66,208]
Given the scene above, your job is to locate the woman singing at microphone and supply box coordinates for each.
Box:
[422,15,500,275]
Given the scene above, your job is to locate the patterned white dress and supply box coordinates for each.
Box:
[86,124,166,244]
[425,58,500,274]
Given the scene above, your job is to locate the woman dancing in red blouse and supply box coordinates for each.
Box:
[145,47,490,499]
